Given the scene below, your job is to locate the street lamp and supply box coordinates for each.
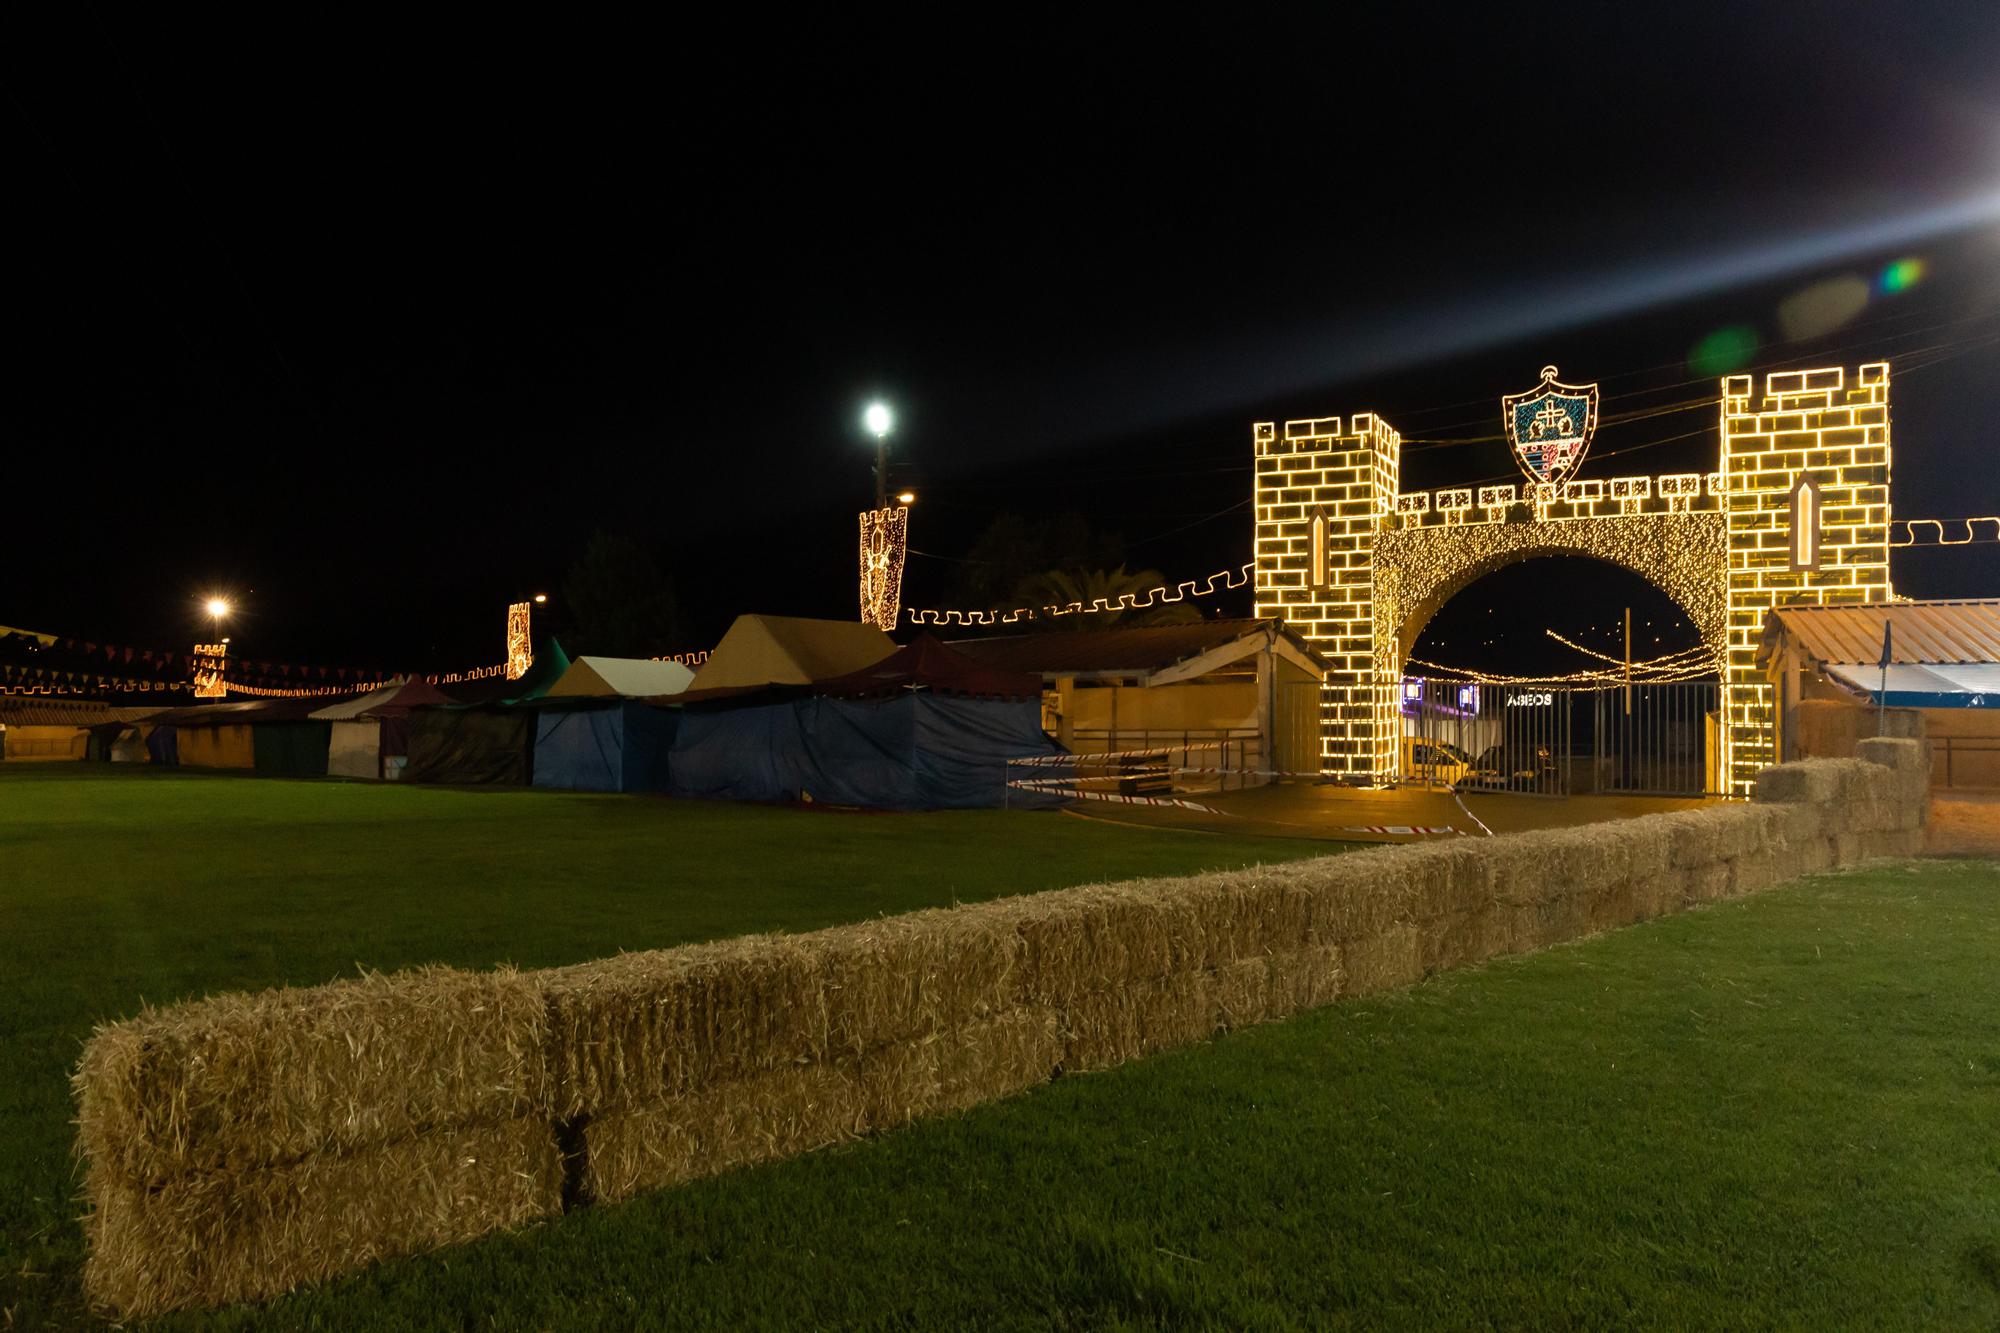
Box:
[864,401,894,508]
[204,597,231,626]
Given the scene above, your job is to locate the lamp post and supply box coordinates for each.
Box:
[864,401,893,508]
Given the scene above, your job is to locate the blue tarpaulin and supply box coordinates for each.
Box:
[667,693,1061,809]
[532,702,678,793]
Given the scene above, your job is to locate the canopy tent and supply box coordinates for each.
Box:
[685,616,893,694]
[532,701,679,792]
[405,708,535,785]
[668,635,1062,809]
[544,656,694,700]
[253,721,331,778]
[310,677,459,779]
[1822,662,2000,709]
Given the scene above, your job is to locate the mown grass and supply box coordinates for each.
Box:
[0,766,1333,1329]
[5,770,1999,1327]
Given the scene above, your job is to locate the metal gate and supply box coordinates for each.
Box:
[1400,678,1721,798]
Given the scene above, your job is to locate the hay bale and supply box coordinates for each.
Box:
[581,1062,870,1205]
[1684,861,1732,903]
[1753,761,1847,806]
[859,1007,1063,1128]
[1274,847,1424,943]
[83,1117,560,1320]
[1264,944,1345,1015]
[1061,970,1221,1071]
[543,908,1022,1118]
[75,966,551,1187]
[1341,924,1425,996]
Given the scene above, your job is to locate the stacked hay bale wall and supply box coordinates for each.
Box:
[72,967,562,1318]
[74,740,1930,1317]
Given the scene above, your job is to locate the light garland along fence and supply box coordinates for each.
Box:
[73,740,1931,1319]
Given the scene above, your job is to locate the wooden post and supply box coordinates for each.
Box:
[1623,607,1632,717]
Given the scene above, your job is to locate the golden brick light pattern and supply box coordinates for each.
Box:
[1253,363,1893,791]
[1719,363,1892,793]
[1252,413,1402,779]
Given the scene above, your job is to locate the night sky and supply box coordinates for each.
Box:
[8,6,2000,679]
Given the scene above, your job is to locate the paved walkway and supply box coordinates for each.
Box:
[1065,781,1711,844]
[1926,792,2000,857]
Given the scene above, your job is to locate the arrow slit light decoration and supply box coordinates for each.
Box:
[1502,365,1600,487]
[858,505,909,631]
[505,602,532,680]
[191,642,228,698]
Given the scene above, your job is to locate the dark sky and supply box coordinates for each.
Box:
[7,5,2000,677]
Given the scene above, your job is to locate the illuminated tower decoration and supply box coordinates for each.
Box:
[858,505,910,631]
[1251,361,1890,795]
[1718,363,1892,793]
[1251,412,1402,780]
[505,601,533,680]
[191,642,228,699]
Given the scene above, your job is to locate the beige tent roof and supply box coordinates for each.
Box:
[544,656,696,699]
[688,615,894,692]
[309,679,409,721]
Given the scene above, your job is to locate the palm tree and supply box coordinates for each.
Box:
[1009,566,1204,631]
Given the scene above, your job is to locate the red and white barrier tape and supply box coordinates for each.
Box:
[1006,743,1233,768]
[1008,782,1228,813]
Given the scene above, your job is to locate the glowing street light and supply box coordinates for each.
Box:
[864,400,895,507]
[895,490,916,505]
[204,597,231,624]
[533,593,548,604]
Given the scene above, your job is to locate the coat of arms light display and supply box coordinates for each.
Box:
[1502,365,1600,487]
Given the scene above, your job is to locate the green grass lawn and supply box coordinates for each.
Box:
[0,766,1334,1329]
[5,771,2000,1327]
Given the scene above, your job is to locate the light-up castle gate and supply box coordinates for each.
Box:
[1252,363,1894,796]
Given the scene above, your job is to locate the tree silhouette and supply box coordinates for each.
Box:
[559,531,682,658]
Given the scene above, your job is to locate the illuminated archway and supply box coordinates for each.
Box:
[1252,364,1894,795]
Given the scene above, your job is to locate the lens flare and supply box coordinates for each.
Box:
[1878,256,1926,293]
[1777,275,1870,341]
[1688,325,1759,377]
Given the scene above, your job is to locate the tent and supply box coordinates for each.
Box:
[668,635,1063,809]
[545,656,694,700]
[686,616,893,694]
[405,708,536,785]
[152,703,261,770]
[310,677,457,780]
[532,701,679,792]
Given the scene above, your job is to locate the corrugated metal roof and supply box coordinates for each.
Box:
[945,619,1326,678]
[1764,599,2000,667]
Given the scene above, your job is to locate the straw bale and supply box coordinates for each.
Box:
[1263,944,1345,1015]
[1753,761,1842,806]
[1277,848,1422,943]
[543,908,1021,1118]
[581,1010,1061,1202]
[1361,841,1494,920]
[1061,970,1222,1071]
[859,1007,1062,1127]
[1616,816,1676,885]
[1341,924,1425,996]
[83,1116,560,1320]
[1730,852,1782,895]
[581,1062,870,1205]
[75,966,551,1188]
[1659,809,1728,869]
[1790,833,1836,876]
[1684,861,1733,904]
[1768,800,1825,846]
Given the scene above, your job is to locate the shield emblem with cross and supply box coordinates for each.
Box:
[1502,365,1599,487]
